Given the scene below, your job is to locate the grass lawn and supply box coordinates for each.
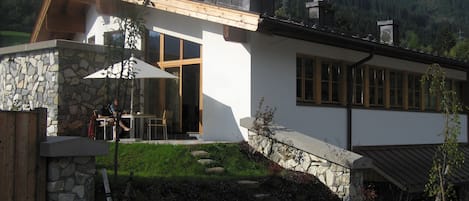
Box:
[95,142,340,201]
[0,31,30,47]
[96,142,269,180]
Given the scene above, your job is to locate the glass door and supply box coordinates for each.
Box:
[165,67,181,133]
[182,64,200,133]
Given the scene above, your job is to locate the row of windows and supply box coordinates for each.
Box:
[296,55,463,112]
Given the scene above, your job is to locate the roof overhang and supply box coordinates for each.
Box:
[355,144,469,192]
[122,0,259,31]
[31,0,260,43]
[258,16,469,72]
[31,0,93,43]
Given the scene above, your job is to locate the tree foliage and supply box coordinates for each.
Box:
[421,64,464,201]
[449,39,469,61]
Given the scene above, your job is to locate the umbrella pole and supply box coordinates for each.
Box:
[131,79,134,115]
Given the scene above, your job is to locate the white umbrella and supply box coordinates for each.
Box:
[84,56,177,79]
[84,56,177,114]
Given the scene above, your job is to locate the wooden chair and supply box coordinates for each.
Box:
[147,110,168,140]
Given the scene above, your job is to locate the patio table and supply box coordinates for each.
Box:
[96,114,157,140]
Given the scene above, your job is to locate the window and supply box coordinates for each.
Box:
[321,61,342,104]
[183,40,201,59]
[424,82,438,111]
[389,71,403,107]
[408,74,421,110]
[296,56,315,103]
[369,67,385,106]
[87,36,95,44]
[352,66,364,105]
[104,31,124,47]
[164,35,180,61]
[146,30,160,63]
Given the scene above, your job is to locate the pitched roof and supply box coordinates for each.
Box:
[354,144,469,192]
[258,16,469,72]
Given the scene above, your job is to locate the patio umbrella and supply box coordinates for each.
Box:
[84,56,178,114]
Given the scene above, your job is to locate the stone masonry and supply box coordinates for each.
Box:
[249,134,351,198]
[47,156,96,201]
[240,117,372,201]
[0,40,137,136]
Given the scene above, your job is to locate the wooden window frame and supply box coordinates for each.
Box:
[389,70,404,108]
[368,66,385,107]
[103,30,124,47]
[352,66,364,105]
[320,60,343,104]
[407,73,422,111]
[145,31,204,134]
[296,56,316,103]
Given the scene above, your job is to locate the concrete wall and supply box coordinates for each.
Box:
[352,109,468,146]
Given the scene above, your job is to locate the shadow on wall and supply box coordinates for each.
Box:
[202,94,244,141]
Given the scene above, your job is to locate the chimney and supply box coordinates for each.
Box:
[305,0,334,27]
[377,20,399,46]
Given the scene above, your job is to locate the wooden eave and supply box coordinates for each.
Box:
[122,0,260,31]
[31,0,92,43]
[259,17,469,72]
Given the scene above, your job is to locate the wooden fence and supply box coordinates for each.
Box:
[0,108,47,201]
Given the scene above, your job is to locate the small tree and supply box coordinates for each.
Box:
[253,97,277,137]
[422,64,464,201]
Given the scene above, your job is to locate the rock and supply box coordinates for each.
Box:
[48,163,60,181]
[75,172,91,185]
[58,158,71,168]
[205,167,225,174]
[72,185,85,198]
[253,193,270,199]
[237,180,260,188]
[79,59,89,68]
[191,150,209,158]
[197,159,216,165]
[61,163,76,177]
[48,193,58,201]
[47,181,64,192]
[64,178,75,191]
[58,193,75,201]
[63,69,76,78]
[74,157,91,165]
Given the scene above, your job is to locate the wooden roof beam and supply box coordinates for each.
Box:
[122,0,260,31]
[46,13,85,33]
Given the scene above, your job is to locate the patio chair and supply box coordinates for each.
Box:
[147,110,168,140]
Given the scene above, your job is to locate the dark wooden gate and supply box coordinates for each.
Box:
[0,108,47,201]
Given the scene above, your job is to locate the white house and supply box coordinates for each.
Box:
[3,0,469,199]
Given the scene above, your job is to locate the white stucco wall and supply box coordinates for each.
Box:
[80,6,142,49]
[143,8,252,141]
[250,32,468,148]
[352,109,468,146]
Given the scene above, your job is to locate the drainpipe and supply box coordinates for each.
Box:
[347,52,374,151]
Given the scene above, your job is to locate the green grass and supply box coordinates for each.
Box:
[96,143,269,180]
[0,31,30,47]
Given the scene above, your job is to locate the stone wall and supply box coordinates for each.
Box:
[56,48,123,136]
[47,156,96,201]
[0,41,137,136]
[0,49,60,135]
[249,134,351,198]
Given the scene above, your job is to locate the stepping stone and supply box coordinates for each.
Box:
[197,159,216,165]
[205,167,225,174]
[253,193,270,199]
[191,150,209,158]
[237,180,260,188]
